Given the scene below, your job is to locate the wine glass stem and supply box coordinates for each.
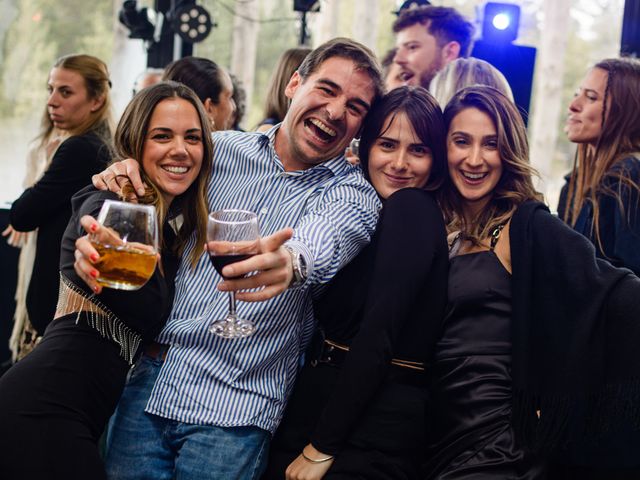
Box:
[228,291,237,318]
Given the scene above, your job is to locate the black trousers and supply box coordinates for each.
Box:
[262,361,427,480]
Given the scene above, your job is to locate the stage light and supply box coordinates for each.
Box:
[169,3,213,43]
[118,0,155,41]
[482,2,520,44]
[492,13,511,31]
[293,0,320,12]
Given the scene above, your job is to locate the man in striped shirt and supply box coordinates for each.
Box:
[76,38,384,479]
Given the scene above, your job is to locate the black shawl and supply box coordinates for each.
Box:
[509,201,640,450]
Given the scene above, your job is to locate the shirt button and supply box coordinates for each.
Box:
[260,208,268,215]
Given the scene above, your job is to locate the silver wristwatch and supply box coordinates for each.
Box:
[284,245,308,288]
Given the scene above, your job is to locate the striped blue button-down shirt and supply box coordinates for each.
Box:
[147,127,380,433]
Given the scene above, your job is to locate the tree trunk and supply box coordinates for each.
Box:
[352,0,380,51]
[0,0,19,69]
[313,0,341,47]
[230,0,260,117]
[528,0,572,201]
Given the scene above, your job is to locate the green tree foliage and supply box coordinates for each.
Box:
[0,0,113,119]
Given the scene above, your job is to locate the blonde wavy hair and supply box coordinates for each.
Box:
[38,54,115,148]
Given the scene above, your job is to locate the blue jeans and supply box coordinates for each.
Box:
[104,354,270,480]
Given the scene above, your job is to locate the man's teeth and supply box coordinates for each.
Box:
[163,166,188,174]
[309,118,336,137]
[462,171,487,180]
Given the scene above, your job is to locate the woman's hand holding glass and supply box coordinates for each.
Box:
[74,201,158,293]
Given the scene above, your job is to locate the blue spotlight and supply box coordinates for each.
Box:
[492,13,511,31]
[482,2,520,44]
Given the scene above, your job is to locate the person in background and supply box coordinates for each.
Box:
[230,72,247,131]
[393,5,474,89]
[427,85,640,479]
[559,57,640,276]
[132,67,164,96]
[2,113,65,362]
[75,38,383,480]
[429,57,513,109]
[8,54,114,358]
[256,47,312,132]
[553,57,640,479]
[381,47,404,91]
[0,80,212,480]
[163,56,236,131]
[264,86,448,480]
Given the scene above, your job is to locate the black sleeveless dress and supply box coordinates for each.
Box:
[424,246,545,479]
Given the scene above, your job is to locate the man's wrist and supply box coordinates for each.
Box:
[283,245,308,288]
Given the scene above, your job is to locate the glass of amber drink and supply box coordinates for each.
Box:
[91,200,158,291]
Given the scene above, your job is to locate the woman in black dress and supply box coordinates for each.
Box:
[264,86,449,480]
[8,54,114,357]
[426,85,640,479]
[0,81,213,479]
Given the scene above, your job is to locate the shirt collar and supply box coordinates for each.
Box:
[259,123,349,177]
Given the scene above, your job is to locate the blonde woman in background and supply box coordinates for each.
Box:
[429,57,513,109]
[256,47,311,132]
[7,54,114,360]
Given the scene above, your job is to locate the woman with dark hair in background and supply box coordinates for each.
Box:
[427,85,640,479]
[8,54,114,359]
[164,56,236,131]
[257,47,311,132]
[554,56,640,478]
[560,57,640,275]
[0,81,213,479]
[264,86,448,480]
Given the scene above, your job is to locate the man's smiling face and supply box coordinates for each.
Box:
[277,56,376,171]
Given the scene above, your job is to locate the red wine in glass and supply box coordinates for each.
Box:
[205,209,260,338]
[209,254,254,279]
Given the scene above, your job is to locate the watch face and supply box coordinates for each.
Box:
[298,254,307,277]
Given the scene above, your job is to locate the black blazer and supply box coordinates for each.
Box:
[10,131,111,334]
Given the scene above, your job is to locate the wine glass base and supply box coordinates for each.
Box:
[209,318,256,338]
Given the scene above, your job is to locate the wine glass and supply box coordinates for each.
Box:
[91,200,158,291]
[206,209,260,338]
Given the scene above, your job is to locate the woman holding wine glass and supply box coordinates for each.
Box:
[264,86,449,480]
[424,85,640,479]
[0,81,213,480]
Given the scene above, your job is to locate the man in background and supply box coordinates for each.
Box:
[393,5,474,89]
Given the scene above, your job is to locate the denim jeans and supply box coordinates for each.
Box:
[104,354,270,480]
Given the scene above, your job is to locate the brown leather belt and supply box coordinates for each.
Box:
[143,342,170,361]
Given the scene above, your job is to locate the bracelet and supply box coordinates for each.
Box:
[301,449,334,464]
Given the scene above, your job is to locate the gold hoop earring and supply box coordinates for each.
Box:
[209,117,216,130]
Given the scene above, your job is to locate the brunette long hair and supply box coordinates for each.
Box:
[115,81,213,268]
[440,86,542,242]
[564,57,640,252]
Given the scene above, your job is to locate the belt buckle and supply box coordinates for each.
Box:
[310,341,336,367]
